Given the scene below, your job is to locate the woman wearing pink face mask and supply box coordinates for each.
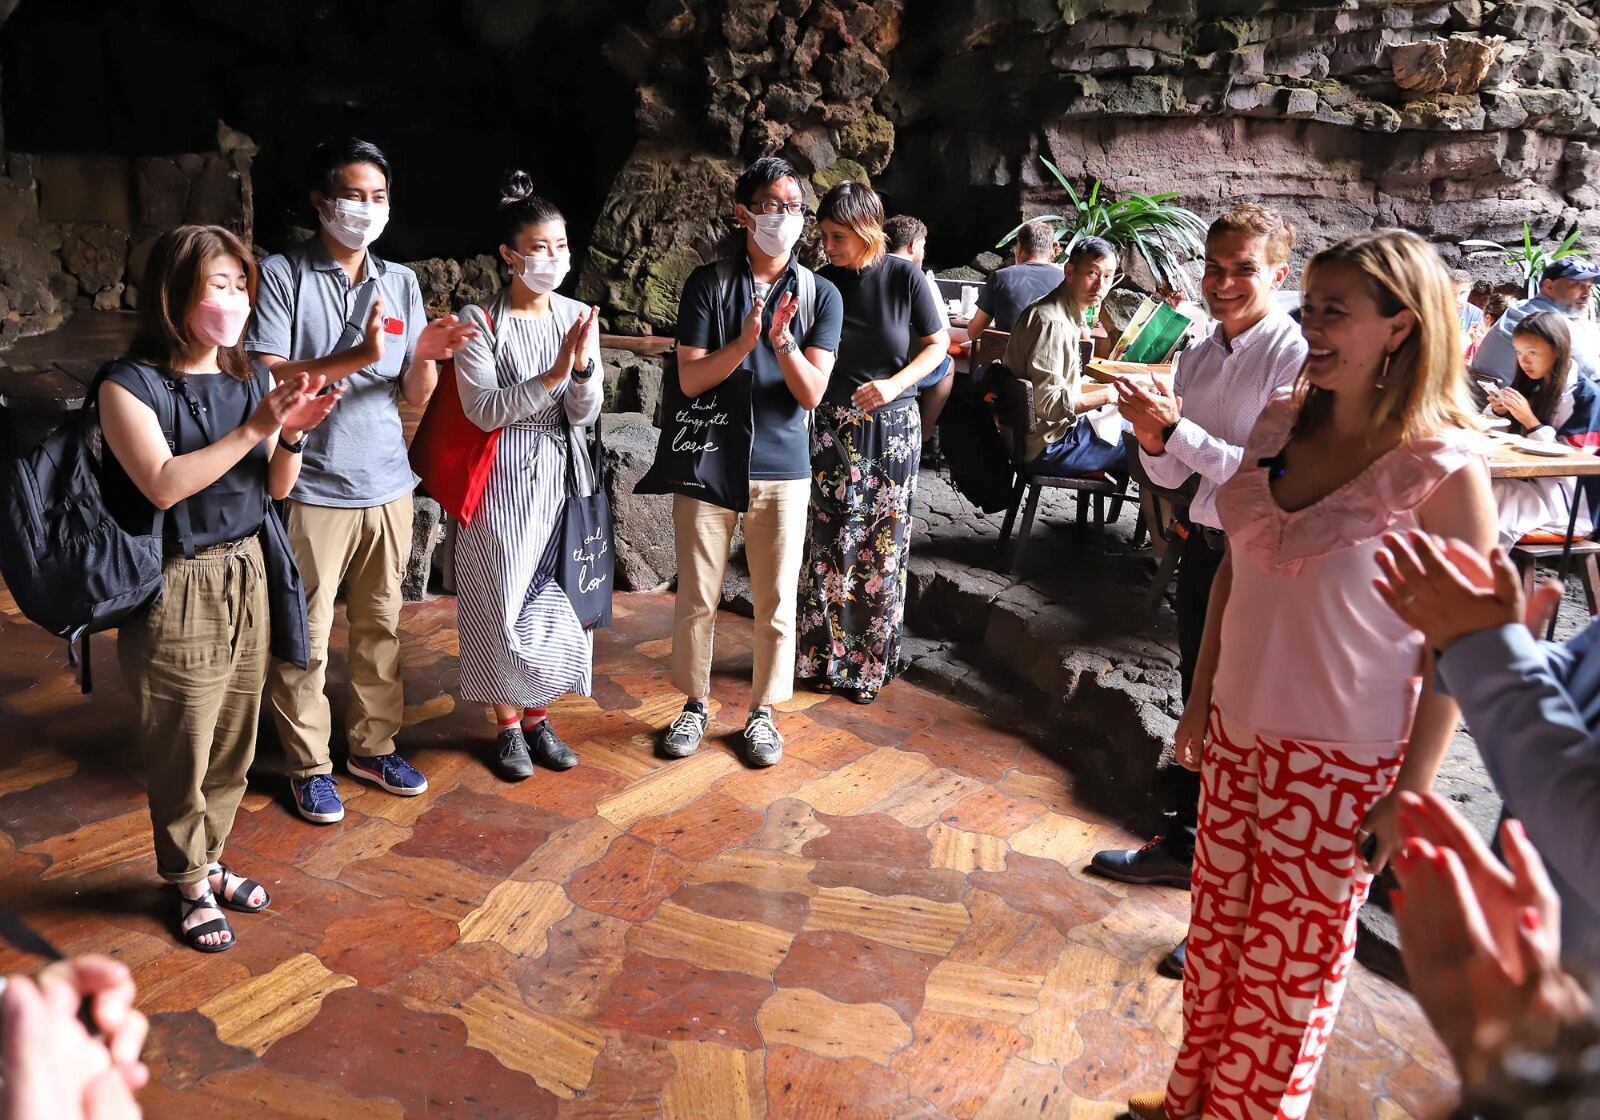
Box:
[98,225,344,952]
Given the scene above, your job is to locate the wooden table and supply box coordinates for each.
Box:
[1487,438,1600,637]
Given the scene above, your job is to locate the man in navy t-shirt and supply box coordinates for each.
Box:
[967,218,1065,340]
[659,156,843,769]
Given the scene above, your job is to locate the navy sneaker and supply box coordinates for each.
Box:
[347,752,428,796]
[291,774,344,824]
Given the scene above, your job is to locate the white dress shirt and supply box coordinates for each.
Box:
[1139,308,1308,530]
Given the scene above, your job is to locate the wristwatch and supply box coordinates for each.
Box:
[279,433,307,454]
[1161,421,1179,444]
[573,358,596,380]
[774,334,798,356]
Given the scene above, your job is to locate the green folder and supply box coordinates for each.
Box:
[1120,302,1194,364]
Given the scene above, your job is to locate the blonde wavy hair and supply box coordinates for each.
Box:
[818,180,887,270]
[1296,228,1478,441]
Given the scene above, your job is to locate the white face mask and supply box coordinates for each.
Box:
[517,250,571,295]
[320,198,390,251]
[749,211,805,258]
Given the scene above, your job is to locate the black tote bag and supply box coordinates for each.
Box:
[633,356,753,512]
[558,413,614,631]
[633,258,762,512]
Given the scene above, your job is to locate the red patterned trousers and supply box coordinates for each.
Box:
[1165,706,1403,1120]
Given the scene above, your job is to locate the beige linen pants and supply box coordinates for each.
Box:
[267,495,413,778]
[671,479,809,708]
[119,537,268,885]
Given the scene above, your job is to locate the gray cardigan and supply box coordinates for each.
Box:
[453,290,603,494]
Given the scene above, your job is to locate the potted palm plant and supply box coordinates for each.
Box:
[996,158,1208,301]
[1460,222,1586,299]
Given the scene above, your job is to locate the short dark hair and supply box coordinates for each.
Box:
[734,156,800,208]
[306,137,391,197]
[884,215,927,254]
[1017,219,1057,260]
[497,170,565,247]
[1067,236,1117,267]
[1483,291,1512,324]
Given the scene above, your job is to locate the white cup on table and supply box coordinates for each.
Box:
[960,286,979,319]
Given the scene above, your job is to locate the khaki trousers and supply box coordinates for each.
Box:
[268,495,413,778]
[671,479,809,708]
[119,537,268,885]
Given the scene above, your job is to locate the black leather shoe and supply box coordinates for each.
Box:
[528,719,578,770]
[1088,836,1193,888]
[1157,938,1187,980]
[492,727,534,782]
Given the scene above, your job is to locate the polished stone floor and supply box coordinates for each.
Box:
[0,588,1457,1118]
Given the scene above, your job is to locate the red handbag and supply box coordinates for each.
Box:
[409,308,499,526]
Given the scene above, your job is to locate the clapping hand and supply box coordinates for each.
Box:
[1374,531,1561,650]
[2,955,148,1120]
[251,373,338,442]
[561,306,601,373]
[280,374,342,436]
[414,314,478,363]
[353,297,386,367]
[1392,792,1590,1088]
[1115,378,1182,453]
[768,291,799,348]
[739,296,766,354]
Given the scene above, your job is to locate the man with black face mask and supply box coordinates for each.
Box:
[658,156,843,768]
[248,137,476,826]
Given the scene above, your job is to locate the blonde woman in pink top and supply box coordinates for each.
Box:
[1128,230,1496,1120]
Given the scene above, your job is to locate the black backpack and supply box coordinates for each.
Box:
[0,361,190,690]
[936,364,1017,515]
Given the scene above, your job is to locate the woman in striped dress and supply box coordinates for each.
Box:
[452,173,603,780]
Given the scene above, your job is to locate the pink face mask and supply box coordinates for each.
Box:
[191,291,252,348]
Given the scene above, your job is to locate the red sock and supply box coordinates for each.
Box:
[495,712,521,729]
[521,708,548,729]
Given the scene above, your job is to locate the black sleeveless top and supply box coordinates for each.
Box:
[98,360,272,552]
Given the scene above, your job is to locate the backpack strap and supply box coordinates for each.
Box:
[130,362,196,560]
[792,264,817,346]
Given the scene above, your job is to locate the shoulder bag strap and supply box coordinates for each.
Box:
[333,276,380,353]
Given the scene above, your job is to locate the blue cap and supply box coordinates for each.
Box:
[1543,257,1600,282]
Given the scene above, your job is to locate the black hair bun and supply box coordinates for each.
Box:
[500,170,536,208]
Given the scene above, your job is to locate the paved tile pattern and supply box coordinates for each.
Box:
[0,587,1458,1117]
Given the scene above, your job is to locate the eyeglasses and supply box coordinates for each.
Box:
[750,201,808,216]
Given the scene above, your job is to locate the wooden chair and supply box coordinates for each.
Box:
[1510,539,1600,616]
[991,368,1130,573]
[975,328,1010,369]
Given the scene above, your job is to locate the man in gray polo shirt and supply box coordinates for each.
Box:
[248,137,475,825]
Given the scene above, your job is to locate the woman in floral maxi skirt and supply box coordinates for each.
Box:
[796,182,949,703]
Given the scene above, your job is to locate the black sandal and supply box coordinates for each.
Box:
[176,889,235,953]
[211,863,270,913]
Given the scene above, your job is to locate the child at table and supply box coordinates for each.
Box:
[1488,311,1600,548]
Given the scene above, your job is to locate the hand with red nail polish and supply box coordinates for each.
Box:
[1392,790,1592,1098]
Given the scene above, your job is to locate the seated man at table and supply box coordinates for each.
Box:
[1471,257,1600,387]
[968,219,1064,340]
[886,214,956,441]
[1002,236,1125,479]
[1095,202,1306,978]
